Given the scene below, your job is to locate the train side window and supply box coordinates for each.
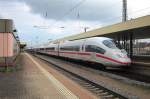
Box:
[40,48,44,50]
[60,46,72,51]
[73,46,80,51]
[85,45,105,54]
[60,47,66,51]
[46,47,55,50]
[103,40,117,49]
[60,46,80,51]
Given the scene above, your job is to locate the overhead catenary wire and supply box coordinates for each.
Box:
[49,0,150,29]
[51,0,122,25]
[90,6,150,29]
[47,0,87,28]
[32,0,87,29]
[47,0,123,30]
[1,0,149,30]
[129,6,150,16]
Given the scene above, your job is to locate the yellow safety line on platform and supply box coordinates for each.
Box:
[26,53,79,99]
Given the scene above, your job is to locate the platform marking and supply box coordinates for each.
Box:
[26,53,79,99]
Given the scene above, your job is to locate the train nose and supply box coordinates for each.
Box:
[112,50,131,65]
[118,55,131,65]
[124,57,131,63]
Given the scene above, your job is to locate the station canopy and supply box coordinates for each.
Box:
[53,15,150,43]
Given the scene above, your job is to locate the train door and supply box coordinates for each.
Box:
[57,43,60,56]
[79,39,92,61]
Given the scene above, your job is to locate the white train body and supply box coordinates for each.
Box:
[35,37,131,67]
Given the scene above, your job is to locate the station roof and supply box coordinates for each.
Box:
[54,15,150,42]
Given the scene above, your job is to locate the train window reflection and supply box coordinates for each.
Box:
[103,40,117,49]
[114,40,123,49]
[45,47,55,50]
[85,45,105,54]
[60,46,80,51]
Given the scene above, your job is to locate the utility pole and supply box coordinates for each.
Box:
[122,0,127,22]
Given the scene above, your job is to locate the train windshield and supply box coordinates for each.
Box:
[103,40,121,49]
[113,40,123,49]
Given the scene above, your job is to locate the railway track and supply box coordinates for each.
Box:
[33,53,140,99]
[64,58,150,84]
[36,52,150,84]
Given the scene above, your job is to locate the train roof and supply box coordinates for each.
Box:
[86,37,112,41]
[58,37,112,46]
[60,37,111,43]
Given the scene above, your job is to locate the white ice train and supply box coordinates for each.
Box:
[35,37,131,67]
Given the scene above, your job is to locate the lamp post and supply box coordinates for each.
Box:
[122,0,128,22]
[84,27,89,32]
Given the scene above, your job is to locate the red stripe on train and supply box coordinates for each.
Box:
[96,54,130,65]
[78,52,91,55]
[40,51,130,65]
[59,51,91,55]
[60,51,129,65]
[59,51,77,54]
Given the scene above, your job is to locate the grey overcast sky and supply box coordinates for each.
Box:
[0,0,150,46]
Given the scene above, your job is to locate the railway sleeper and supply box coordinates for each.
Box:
[93,89,104,93]
[86,85,97,89]
[89,88,100,91]
[102,94,114,98]
[80,83,90,86]
[97,92,109,96]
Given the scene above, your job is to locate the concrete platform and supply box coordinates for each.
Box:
[132,61,150,66]
[0,53,79,99]
[132,55,150,66]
